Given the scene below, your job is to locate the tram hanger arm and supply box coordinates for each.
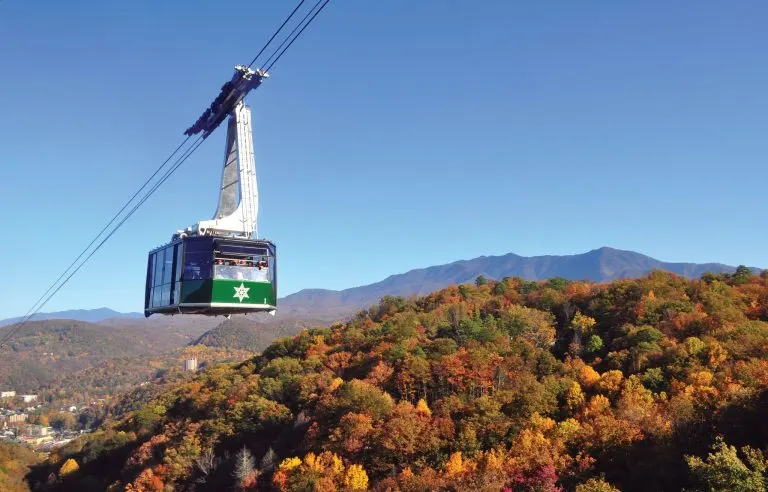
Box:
[184,66,269,138]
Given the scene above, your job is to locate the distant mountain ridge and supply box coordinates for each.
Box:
[0,307,142,327]
[277,247,762,318]
[2,247,761,325]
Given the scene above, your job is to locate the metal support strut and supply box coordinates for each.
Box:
[176,101,259,239]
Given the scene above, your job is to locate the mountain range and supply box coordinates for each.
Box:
[1,247,760,325]
[276,246,761,318]
[0,307,142,327]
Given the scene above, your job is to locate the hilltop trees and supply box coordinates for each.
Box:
[686,438,767,492]
[33,270,768,491]
[0,442,40,492]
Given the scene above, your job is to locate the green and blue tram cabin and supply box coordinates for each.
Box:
[144,236,276,316]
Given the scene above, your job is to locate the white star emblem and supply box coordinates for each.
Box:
[233,283,250,303]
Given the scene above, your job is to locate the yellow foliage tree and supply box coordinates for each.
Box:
[566,381,586,412]
[572,312,597,336]
[317,451,344,476]
[585,394,611,415]
[415,398,432,417]
[529,413,556,432]
[556,418,581,441]
[705,340,728,368]
[329,377,344,392]
[596,370,624,395]
[575,477,621,491]
[59,458,79,476]
[481,449,505,472]
[688,370,714,387]
[303,452,320,472]
[344,464,369,490]
[444,451,464,476]
[509,427,571,472]
[273,452,366,491]
[579,365,601,388]
[278,457,301,472]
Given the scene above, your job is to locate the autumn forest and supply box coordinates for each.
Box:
[22,268,768,491]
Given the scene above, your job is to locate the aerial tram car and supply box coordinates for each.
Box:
[144,66,277,317]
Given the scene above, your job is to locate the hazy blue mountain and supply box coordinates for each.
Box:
[277,247,762,318]
[0,308,143,327]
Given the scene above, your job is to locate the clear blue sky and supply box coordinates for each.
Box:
[1,1,766,318]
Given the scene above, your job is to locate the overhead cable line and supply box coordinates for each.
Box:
[0,136,203,346]
[248,0,308,68]
[262,0,331,72]
[12,136,193,324]
[2,137,206,341]
[2,0,333,346]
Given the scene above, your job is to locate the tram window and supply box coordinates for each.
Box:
[174,244,182,282]
[146,255,155,309]
[153,249,165,288]
[184,252,212,280]
[162,246,173,284]
[184,264,200,280]
[173,244,182,305]
[161,284,171,305]
[214,262,270,282]
[147,255,155,290]
[173,283,181,305]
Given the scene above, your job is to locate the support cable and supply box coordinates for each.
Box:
[15,136,194,324]
[248,0,308,68]
[262,0,331,72]
[0,137,204,346]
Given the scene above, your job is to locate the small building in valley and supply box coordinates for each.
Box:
[185,358,199,372]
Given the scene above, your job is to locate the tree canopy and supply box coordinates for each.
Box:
[29,270,768,491]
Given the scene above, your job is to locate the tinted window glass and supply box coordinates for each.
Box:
[185,237,214,252]
[161,284,171,305]
[163,246,174,284]
[147,254,155,288]
[173,281,181,304]
[154,249,165,287]
[174,244,183,282]
[184,252,212,280]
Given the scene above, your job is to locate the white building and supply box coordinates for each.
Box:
[26,425,52,437]
[0,391,16,399]
[21,395,37,403]
[184,358,198,372]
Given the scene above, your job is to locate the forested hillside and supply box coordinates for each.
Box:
[194,316,329,353]
[0,321,162,390]
[38,345,257,406]
[30,267,768,491]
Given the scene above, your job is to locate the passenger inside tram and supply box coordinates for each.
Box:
[213,254,270,282]
[254,257,269,281]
